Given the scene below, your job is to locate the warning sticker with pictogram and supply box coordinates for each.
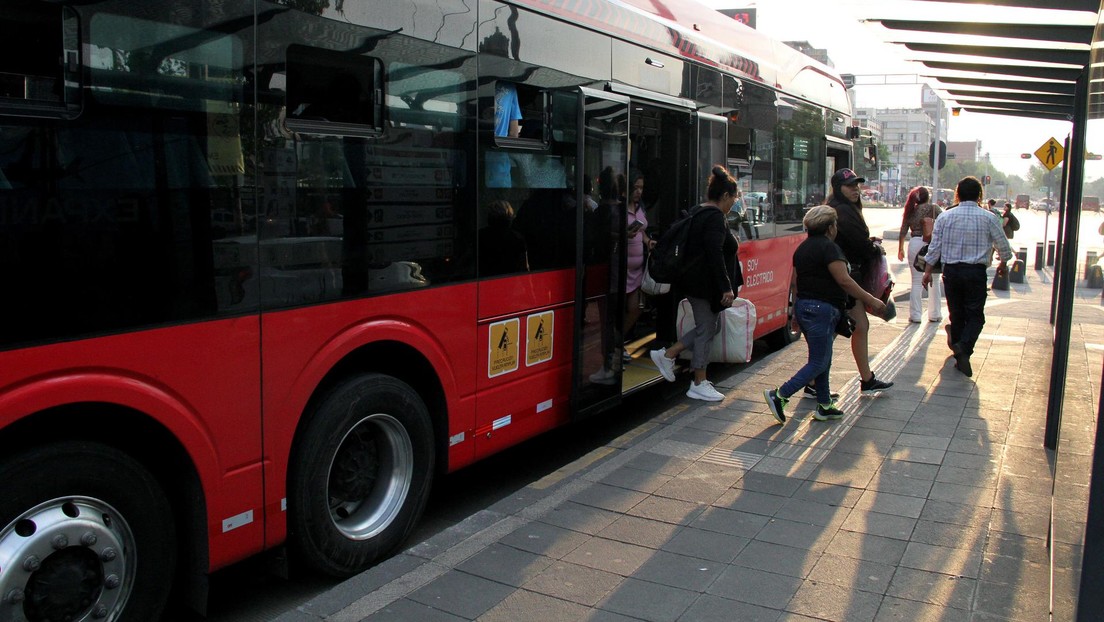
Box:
[526,311,554,367]
[488,318,519,378]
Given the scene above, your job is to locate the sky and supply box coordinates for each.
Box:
[694,0,1097,180]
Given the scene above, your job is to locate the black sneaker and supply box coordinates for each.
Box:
[951,342,973,377]
[860,373,893,394]
[763,388,788,424]
[803,384,840,400]
[813,402,846,421]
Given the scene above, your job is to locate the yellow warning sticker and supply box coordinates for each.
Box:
[526,311,554,366]
[488,318,519,378]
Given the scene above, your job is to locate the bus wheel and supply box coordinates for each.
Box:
[289,374,435,577]
[768,276,801,348]
[0,442,175,622]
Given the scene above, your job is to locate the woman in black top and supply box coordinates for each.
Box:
[763,206,885,425]
[828,168,893,394]
[650,165,743,402]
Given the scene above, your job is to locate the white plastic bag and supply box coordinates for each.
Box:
[675,298,756,363]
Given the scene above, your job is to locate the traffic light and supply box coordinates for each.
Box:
[915,160,922,167]
[952,107,961,116]
[1088,153,1103,160]
[983,175,991,185]
[1021,153,1032,159]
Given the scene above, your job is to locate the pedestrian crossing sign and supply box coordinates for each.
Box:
[1034,137,1064,171]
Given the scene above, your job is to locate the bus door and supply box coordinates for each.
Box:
[574,87,630,418]
[826,138,853,193]
[695,112,730,203]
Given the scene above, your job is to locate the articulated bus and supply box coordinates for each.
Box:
[0,0,866,618]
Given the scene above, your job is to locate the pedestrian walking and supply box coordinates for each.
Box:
[828,168,893,393]
[764,206,886,424]
[922,176,1013,377]
[897,186,943,323]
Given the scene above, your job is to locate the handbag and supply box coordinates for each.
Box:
[675,297,756,363]
[835,312,855,337]
[641,256,671,295]
[913,244,942,273]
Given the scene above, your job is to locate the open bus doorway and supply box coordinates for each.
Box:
[618,101,695,394]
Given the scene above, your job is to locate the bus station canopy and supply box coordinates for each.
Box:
[861,0,1096,121]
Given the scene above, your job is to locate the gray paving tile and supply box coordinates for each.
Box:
[477,588,591,622]
[597,515,681,549]
[360,598,468,621]
[714,488,790,517]
[824,530,908,566]
[691,506,769,539]
[706,565,802,609]
[874,595,966,622]
[660,525,749,563]
[927,481,997,506]
[407,570,515,619]
[733,470,804,496]
[774,497,852,527]
[522,560,624,607]
[539,502,621,535]
[900,541,983,578]
[456,543,554,587]
[571,482,650,513]
[791,481,865,508]
[894,433,951,451]
[633,550,725,592]
[562,537,656,576]
[785,580,883,622]
[755,517,836,553]
[886,566,976,609]
[677,593,781,622]
[979,554,1051,587]
[808,553,894,595]
[499,520,590,560]
[839,509,917,540]
[918,499,992,526]
[975,579,1052,621]
[852,490,926,519]
[910,519,990,551]
[597,577,698,622]
[599,465,674,494]
[732,540,821,578]
[626,495,707,525]
[885,445,946,465]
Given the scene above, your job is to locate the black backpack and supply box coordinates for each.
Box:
[648,205,717,283]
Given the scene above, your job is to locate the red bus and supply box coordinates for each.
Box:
[0,0,862,618]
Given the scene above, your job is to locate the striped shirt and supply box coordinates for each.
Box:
[926,201,1013,266]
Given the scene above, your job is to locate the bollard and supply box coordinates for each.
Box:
[1047,241,1056,267]
[1009,258,1026,284]
[1088,251,1100,282]
[1090,265,1104,289]
[1035,242,1045,270]
[992,264,1010,290]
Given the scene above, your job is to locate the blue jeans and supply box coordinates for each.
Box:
[779,298,839,403]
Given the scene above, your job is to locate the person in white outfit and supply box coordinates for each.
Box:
[897,186,943,323]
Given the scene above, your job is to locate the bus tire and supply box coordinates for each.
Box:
[288,373,435,578]
[0,441,176,622]
[768,274,801,348]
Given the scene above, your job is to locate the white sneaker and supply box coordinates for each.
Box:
[686,379,724,402]
[650,349,676,382]
[588,367,616,385]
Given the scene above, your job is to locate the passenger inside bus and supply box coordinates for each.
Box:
[478,200,528,277]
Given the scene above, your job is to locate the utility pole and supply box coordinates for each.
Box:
[930,101,941,197]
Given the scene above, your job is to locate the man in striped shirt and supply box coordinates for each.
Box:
[922,176,1013,377]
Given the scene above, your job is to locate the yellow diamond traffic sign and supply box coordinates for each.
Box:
[1035,137,1064,171]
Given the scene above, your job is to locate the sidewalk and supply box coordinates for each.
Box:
[274,266,1098,622]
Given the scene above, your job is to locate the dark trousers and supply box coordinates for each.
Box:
[942,263,988,356]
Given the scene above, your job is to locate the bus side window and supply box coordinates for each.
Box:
[0,2,81,118]
[285,45,383,136]
[493,81,547,145]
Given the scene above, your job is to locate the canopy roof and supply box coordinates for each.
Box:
[861,0,1097,121]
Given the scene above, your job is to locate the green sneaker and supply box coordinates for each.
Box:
[764,388,788,424]
[814,401,846,421]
